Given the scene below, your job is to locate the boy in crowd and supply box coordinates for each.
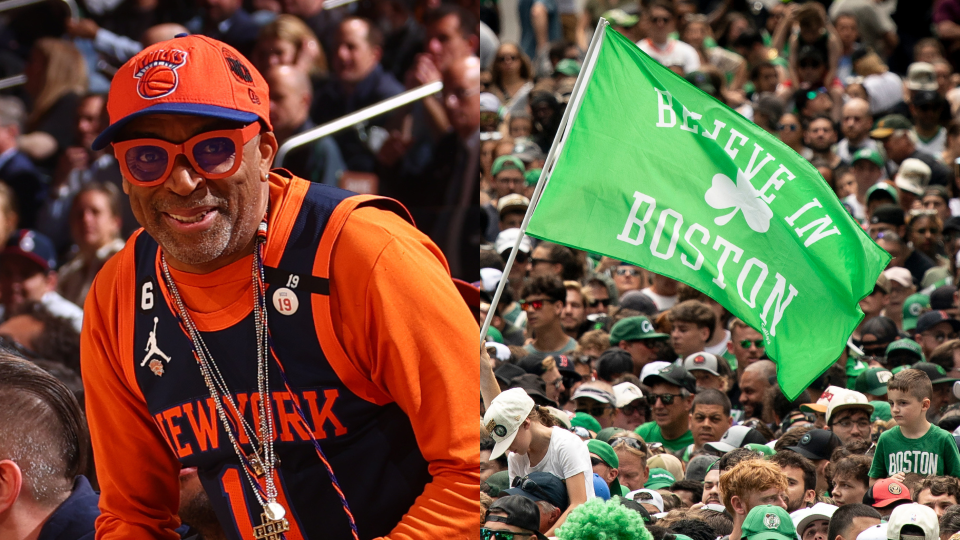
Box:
[868,369,960,483]
[668,300,716,359]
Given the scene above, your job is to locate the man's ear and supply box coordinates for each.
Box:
[0,459,23,513]
[730,494,746,516]
[699,326,710,343]
[258,131,278,176]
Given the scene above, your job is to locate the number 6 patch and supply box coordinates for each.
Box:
[272,287,299,315]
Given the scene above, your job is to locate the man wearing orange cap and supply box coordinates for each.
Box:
[80,34,477,540]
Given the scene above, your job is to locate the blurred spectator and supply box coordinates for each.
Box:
[66,20,190,66]
[280,0,344,60]
[838,98,879,164]
[311,17,405,173]
[490,43,534,115]
[20,38,88,172]
[184,0,260,58]
[56,183,125,308]
[0,230,82,332]
[852,50,903,115]
[518,0,561,61]
[0,97,45,230]
[638,1,700,75]
[829,0,898,59]
[252,14,328,78]
[871,114,952,186]
[0,301,81,374]
[373,0,426,81]
[264,65,345,185]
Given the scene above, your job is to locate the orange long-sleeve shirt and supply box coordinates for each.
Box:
[80,174,481,539]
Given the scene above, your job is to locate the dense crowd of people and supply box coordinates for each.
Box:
[478,0,960,536]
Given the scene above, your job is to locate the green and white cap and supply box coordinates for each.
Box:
[902,294,930,331]
[854,368,893,396]
[743,505,796,540]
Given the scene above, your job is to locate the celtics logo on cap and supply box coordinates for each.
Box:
[877,371,892,383]
[642,320,654,333]
[764,513,780,529]
[493,425,508,438]
[909,303,923,316]
[694,355,706,364]
[800,434,812,445]
[889,483,902,495]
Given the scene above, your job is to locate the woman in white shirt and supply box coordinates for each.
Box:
[484,388,593,536]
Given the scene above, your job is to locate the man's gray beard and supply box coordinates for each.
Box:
[154,222,233,268]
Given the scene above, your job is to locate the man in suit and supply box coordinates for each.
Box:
[0,97,47,229]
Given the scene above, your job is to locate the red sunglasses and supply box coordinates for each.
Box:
[113,122,260,186]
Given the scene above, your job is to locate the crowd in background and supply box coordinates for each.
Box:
[478,0,960,535]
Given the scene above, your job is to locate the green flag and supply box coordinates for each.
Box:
[526,24,890,400]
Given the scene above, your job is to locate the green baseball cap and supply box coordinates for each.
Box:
[886,339,924,363]
[644,468,676,489]
[854,367,893,396]
[603,8,640,27]
[486,326,504,343]
[554,58,580,77]
[902,293,930,331]
[870,400,892,421]
[596,427,626,443]
[852,147,885,168]
[492,155,525,176]
[609,316,669,345]
[870,114,913,139]
[571,411,602,433]
[524,168,542,187]
[745,443,777,456]
[587,439,623,496]
[742,505,796,540]
[865,183,899,204]
[483,470,511,496]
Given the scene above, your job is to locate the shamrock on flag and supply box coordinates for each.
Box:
[523,22,890,400]
[705,170,774,233]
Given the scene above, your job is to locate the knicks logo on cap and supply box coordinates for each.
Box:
[134,49,188,99]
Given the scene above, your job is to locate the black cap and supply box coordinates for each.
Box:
[915,310,960,334]
[643,363,697,394]
[596,349,634,382]
[944,216,960,235]
[912,90,942,108]
[930,286,957,310]
[503,472,570,509]
[508,374,558,408]
[786,429,842,461]
[911,362,960,386]
[870,205,905,227]
[619,290,658,317]
[486,496,549,539]
[553,354,582,380]
[616,497,654,523]
[495,363,527,387]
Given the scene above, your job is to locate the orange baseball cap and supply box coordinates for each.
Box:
[93,34,272,151]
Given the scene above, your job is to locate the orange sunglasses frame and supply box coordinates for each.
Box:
[113,122,261,187]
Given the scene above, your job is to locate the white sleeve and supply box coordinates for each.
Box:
[554,430,596,499]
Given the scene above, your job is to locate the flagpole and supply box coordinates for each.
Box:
[480,19,610,340]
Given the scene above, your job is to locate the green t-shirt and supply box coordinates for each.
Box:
[869,424,960,478]
[634,422,694,453]
[523,336,577,356]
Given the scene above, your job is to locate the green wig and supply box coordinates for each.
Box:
[556,497,653,540]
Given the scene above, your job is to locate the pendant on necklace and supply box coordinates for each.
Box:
[248,456,265,477]
[265,501,286,521]
[253,512,289,540]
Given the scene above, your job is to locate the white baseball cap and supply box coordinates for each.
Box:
[483,388,535,459]
[791,503,839,539]
[858,524,888,540]
[825,387,874,424]
[639,361,671,383]
[801,385,846,415]
[894,158,932,197]
[480,267,503,292]
[626,488,664,512]
[495,228,532,256]
[613,382,644,407]
[883,267,913,288]
[887,503,939,540]
[683,351,720,376]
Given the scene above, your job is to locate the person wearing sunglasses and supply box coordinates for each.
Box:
[609,316,669,376]
[637,0,701,76]
[571,383,618,429]
[80,35,478,540]
[636,364,697,453]
[483,495,549,540]
[613,381,648,431]
[612,262,645,296]
[914,311,960,360]
[521,276,579,356]
[727,318,765,379]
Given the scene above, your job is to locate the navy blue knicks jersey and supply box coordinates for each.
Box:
[130,180,430,540]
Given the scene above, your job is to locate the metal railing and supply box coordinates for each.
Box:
[0,0,78,18]
[0,74,25,90]
[324,0,359,9]
[274,80,443,168]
